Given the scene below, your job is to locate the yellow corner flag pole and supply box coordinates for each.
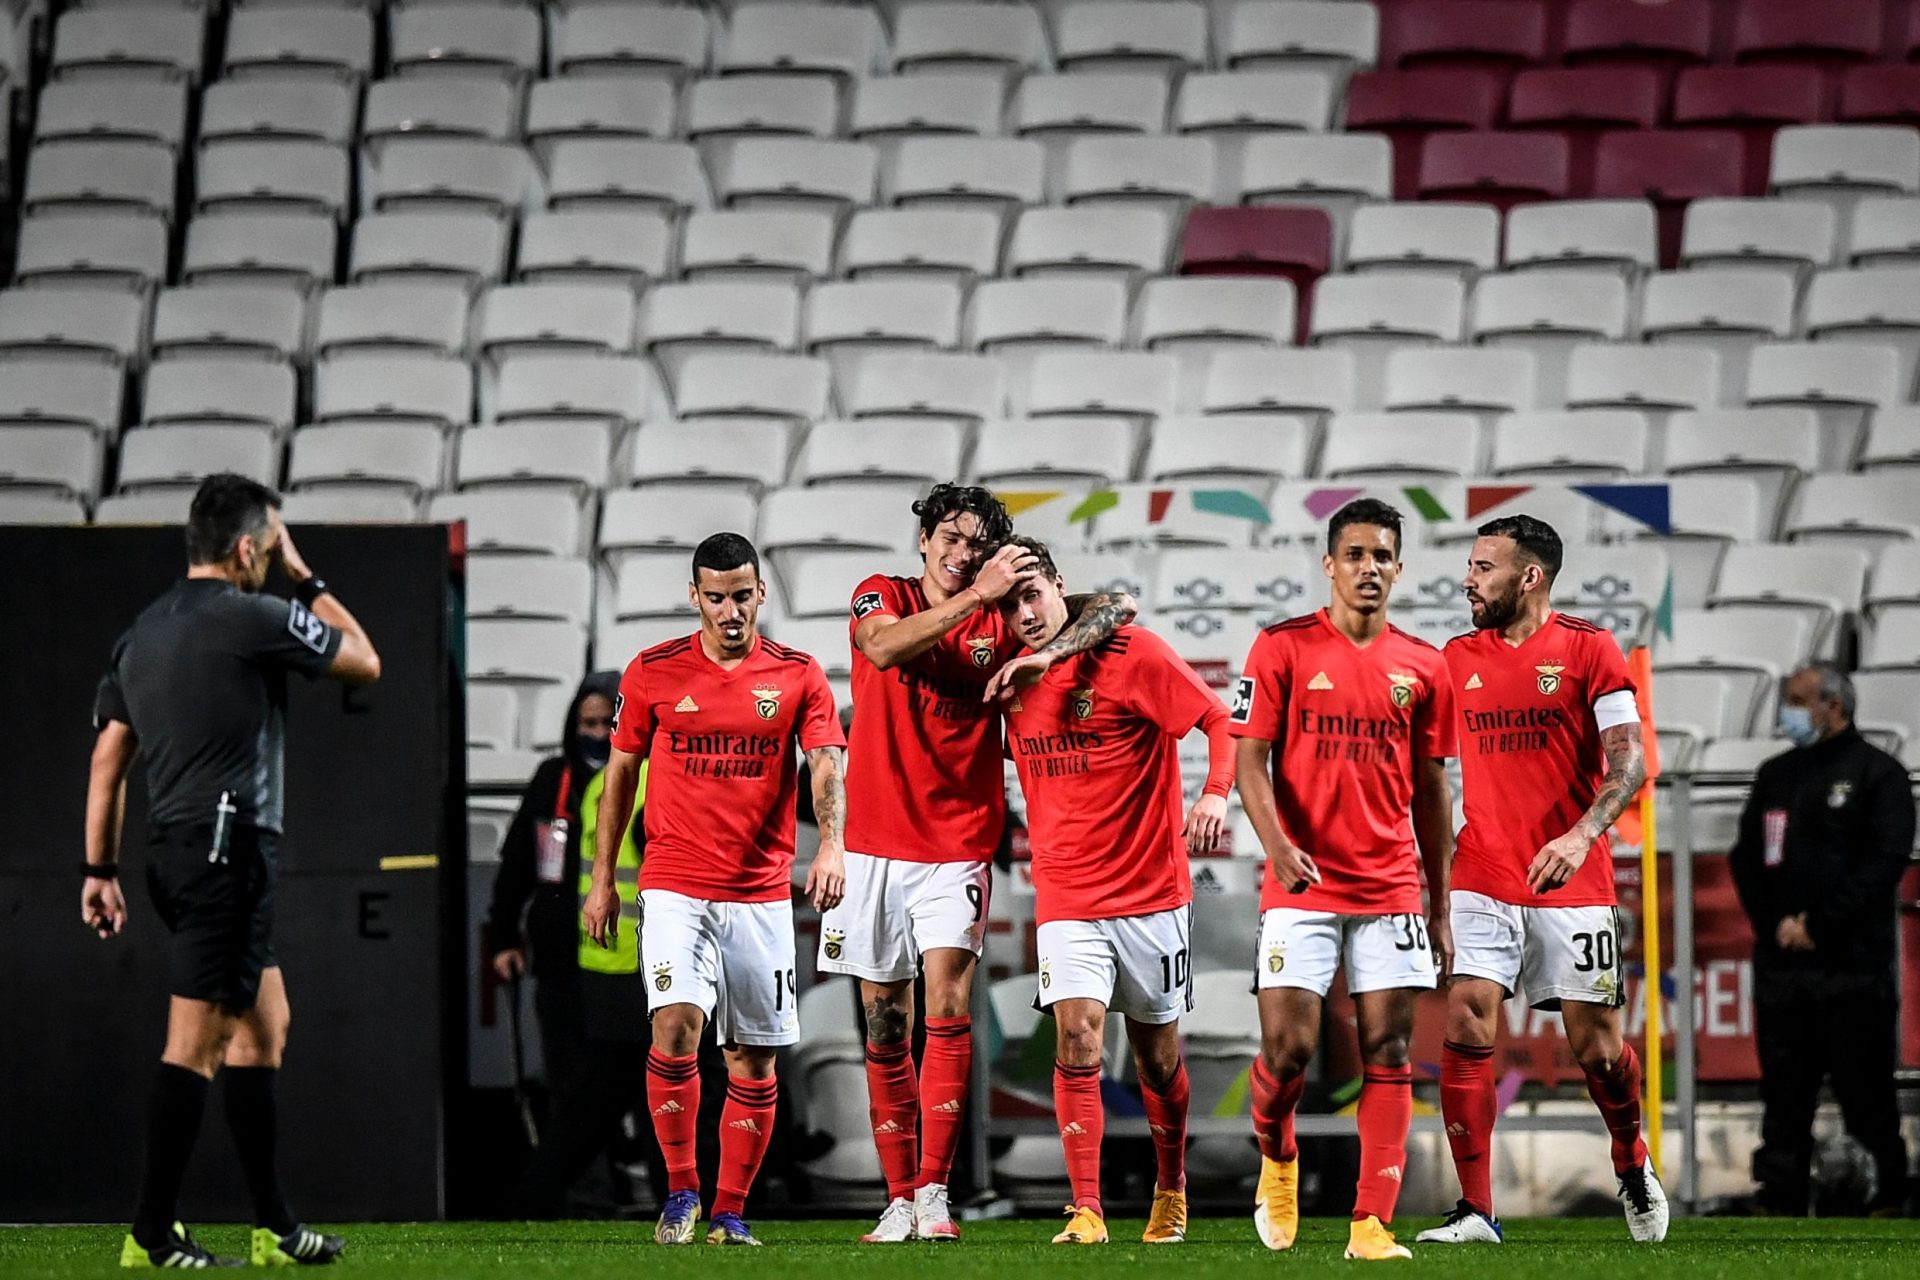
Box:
[1640,786,1663,1175]
[1626,641,1663,1176]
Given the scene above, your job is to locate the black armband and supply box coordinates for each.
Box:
[294,577,329,607]
[81,863,118,880]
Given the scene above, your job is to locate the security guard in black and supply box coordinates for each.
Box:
[1730,664,1916,1216]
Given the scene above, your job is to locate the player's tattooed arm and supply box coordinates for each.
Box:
[1579,722,1648,842]
[1048,591,1138,659]
[1526,723,1647,893]
[858,543,1042,670]
[804,746,847,912]
[983,590,1138,702]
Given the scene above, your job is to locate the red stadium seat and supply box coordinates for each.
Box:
[1344,68,1504,199]
[1178,206,1331,342]
[1418,131,1571,214]
[1672,66,1828,200]
[1838,65,1920,129]
[1593,129,1750,266]
[1562,0,1712,76]
[1732,0,1881,73]
[1377,0,1549,74]
[1507,66,1663,196]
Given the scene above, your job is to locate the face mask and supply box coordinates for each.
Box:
[1777,705,1820,748]
[576,736,611,771]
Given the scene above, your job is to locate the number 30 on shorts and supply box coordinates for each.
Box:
[1571,929,1615,972]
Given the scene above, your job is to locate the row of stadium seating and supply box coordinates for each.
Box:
[21,225,1920,362]
[38,0,1920,93]
[17,115,1920,234]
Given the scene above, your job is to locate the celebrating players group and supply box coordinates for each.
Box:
[582,482,1672,1256]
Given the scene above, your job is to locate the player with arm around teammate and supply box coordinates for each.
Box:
[995,536,1234,1248]
[583,532,847,1248]
[1417,515,1667,1246]
[1231,499,1457,1261]
[822,485,1136,1242]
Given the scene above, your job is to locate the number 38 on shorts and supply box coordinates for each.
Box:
[1255,908,1438,996]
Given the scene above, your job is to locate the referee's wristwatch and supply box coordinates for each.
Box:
[294,576,329,607]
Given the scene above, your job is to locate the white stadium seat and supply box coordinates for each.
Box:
[427,490,587,558]
[350,211,509,288]
[553,5,709,82]
[116,424,277,492]
[152,285,306,364]
[288,423,444,496]
[1506,200,1658,277]
[1346,202,1500,277]
[626,418,793,494]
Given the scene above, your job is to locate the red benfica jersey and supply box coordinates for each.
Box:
[1005,625,1228,926]
[844,574,1020,863]
[1444,612,1635,907]
[1230,610,1456,915]
[611,633,845,902]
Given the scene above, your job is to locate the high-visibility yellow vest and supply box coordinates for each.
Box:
[576,761,646,976]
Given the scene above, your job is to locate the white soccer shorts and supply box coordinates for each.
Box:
[1449,889,1626,1011]
[1035,907,1193,1025]
[1256,908,1438,997]
[639,889,799,1047]
[816,851,991,983]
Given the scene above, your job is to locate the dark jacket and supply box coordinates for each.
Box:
[485,672,621,978]
[1730,727,1916,975]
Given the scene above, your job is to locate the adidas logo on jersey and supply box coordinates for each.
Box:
[1308,671,1335,691]
[1464,673,1483,691]
[674,695,700,712]
[873,1120,906,1135]
[653,1101,684,1117]
[1060,1122,1088,1137]
[932,1099,964,1114]
[1445,1122,1468,1138]
[1377,1165,1404,1183]
[729,1117,763,1136]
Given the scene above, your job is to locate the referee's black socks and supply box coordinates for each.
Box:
[224,1066,297,1237]
[132,1063,210,1248]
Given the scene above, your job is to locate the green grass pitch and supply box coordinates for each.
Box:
[3,1218,1916,1278]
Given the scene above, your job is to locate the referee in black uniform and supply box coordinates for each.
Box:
[82,474,381,1268]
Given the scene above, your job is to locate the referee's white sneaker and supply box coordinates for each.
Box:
[1415,1200,1504,1244]
[915,1182,961,1241]
[1619,1163,1670,1242]
[860,1197,917,1243]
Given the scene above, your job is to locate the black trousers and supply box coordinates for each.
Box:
[1753,965,1911,1212]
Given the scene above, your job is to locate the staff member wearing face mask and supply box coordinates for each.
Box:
[486,674,620,1145]
[1730,662,1916,1217]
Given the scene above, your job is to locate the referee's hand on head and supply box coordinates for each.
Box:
[81,874,127,939]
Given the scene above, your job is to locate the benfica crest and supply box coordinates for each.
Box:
[823,929,845,961]
[751,684,782,720]
[652,963,673,993]
[1070,688,1095,721]
[1535,664,1565,696]
[1387,671,1418,709]
[966,636,997,668]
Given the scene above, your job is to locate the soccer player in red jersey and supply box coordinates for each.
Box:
[1230,500,1457,1261]
[584,532,848,1249]
[994,536,1234,1248]
[822,485,1136,1242]
[1416,515,1668,1247]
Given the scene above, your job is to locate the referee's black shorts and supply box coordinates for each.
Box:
[145,822,277,1009]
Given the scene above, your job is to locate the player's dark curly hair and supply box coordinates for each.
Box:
[1477,514,1563,584]
[186,472,280,565]
[912,482,1013,545]
[1327,497,1404,556]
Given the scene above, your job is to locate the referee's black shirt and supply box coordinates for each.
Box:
[93,579,343,834]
